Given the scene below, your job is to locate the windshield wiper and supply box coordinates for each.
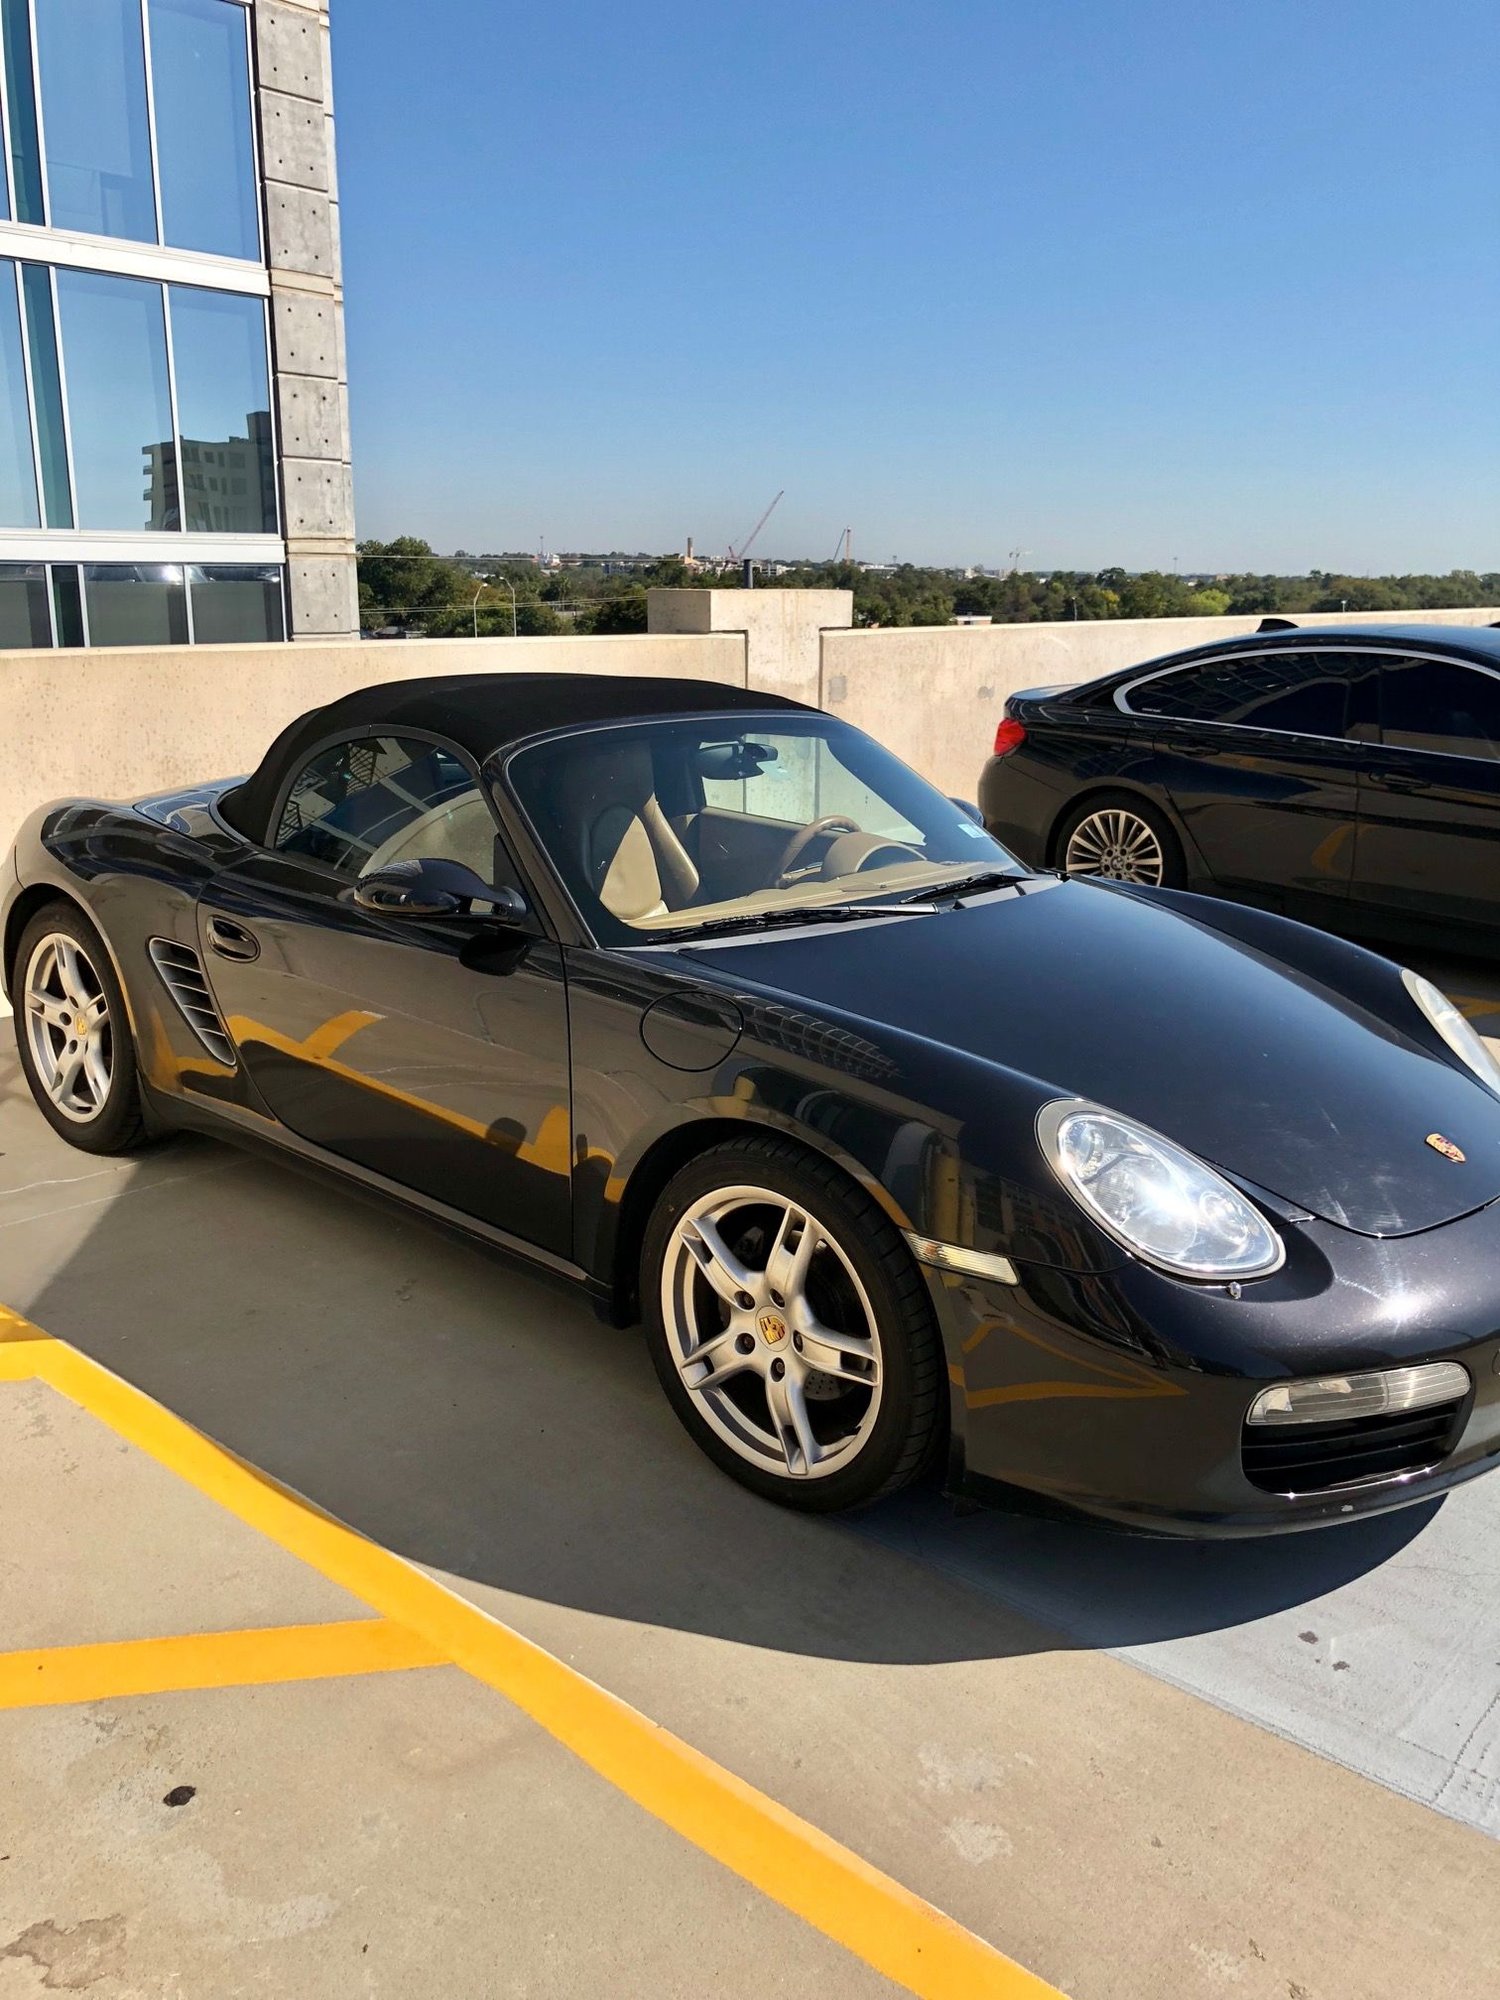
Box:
[682,902,931,939]
[898,870,1018,905]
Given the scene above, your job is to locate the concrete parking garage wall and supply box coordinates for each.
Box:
[820,607,1500,800]
[0,634,744,848]
[4,604,1499,852]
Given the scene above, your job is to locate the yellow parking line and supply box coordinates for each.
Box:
[3,1312,1063,2000]
[0,1618,446,1711]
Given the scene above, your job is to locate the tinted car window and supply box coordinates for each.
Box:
[1126,651,1349,737]
[1378,656,1500,761]
[274,735,492,879]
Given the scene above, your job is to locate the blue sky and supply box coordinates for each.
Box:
[336,0,1499,571]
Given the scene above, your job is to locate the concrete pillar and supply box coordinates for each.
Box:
[254,0,358,640]
[646,589,853,707]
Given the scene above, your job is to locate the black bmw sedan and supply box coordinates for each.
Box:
[979,622,1500,954]
[8,670,1500,1534]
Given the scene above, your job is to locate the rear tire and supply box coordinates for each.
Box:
[642,1136,945,1512]
[1056,792,1184,888]
[13,901,151,1155]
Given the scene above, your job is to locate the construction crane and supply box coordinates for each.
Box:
[727,490,784,586]
[831,527,852,564]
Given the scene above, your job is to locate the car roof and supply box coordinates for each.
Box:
[1144,621,1500,667]
[1051,621,1500,700]
[219,672,815,846]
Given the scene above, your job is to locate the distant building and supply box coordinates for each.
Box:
[0,1,354,650]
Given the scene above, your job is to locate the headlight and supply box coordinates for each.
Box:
[1402,968,1500,1096]
[1038,1099,1284,1280]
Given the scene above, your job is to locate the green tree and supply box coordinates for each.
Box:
[357,536,467,631]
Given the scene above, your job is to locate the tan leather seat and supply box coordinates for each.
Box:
[553,740,699,922]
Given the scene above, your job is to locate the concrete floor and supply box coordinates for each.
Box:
[3,950,1500,1999]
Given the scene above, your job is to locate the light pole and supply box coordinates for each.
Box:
[469,576,518,637]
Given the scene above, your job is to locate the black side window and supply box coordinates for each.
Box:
[274,735,491,878]
[1379,657,1500,761]
[1124,664,1238,722]
[1126,651,1349,736]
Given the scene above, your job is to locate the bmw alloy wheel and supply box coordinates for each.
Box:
[23,932,114,1124]
[1063,807,1165,885]
[660,1184,884,1480]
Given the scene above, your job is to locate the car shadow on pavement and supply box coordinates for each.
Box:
[8,1098,1447,1670]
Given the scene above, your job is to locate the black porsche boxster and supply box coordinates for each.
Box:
[7,672,1500,1533]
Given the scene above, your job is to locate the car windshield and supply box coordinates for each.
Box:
[506,711,1020,944]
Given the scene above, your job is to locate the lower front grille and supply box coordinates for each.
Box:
[1242,1401,1466,1495]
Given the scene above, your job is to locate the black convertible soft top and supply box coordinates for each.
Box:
[219,672,812,846]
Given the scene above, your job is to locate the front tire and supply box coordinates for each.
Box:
[13,902,150,1154]
[642,1137,945,1512]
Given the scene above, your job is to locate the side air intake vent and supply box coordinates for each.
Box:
[148,939,236,1067]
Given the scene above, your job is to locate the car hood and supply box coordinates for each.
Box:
[681,878,1500,1237]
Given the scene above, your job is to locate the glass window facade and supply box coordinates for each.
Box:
[169,286,276,532]
[0,262,38,527]
[0,263,275,537]
[0,560,50,644]
[188,562,286,642]
[50,562,83,644]
[84,561,188,645]
[0,6,300,653]
[33,0,157,241]
[20,261,72,527]
[5,0,259,257]
[55,266,173,531]
[148,0,259,259]
[0,559,284,647]
[1,0,45,224]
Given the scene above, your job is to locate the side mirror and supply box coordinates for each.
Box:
[353,856,529,924]
[950,797,984,825]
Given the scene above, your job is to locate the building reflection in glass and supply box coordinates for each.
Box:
[145,411,275,533]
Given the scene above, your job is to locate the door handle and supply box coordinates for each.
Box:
[1370,772,1431,795]
[206,915,260,962]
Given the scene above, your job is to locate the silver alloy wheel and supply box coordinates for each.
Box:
[661,1184,884,1480]
[23,932,114,1124]
[1063,807,1165,885]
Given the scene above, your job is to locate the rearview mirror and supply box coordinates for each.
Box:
[353,857,529,924]
[696,740,775,781]
[950,797,984,825]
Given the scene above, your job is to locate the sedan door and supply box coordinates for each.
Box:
[1123,648,1362,919]
[1352,650,1500,945]
[197,732,573,1259]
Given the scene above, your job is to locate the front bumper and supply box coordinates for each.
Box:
[923,1197,1500,1536]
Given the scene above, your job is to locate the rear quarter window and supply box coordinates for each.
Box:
[1124,651,1349,737]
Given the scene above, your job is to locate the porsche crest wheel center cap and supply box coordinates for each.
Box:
[757,1309,788,1346]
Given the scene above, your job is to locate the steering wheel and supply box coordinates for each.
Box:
[771,815,860,886]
